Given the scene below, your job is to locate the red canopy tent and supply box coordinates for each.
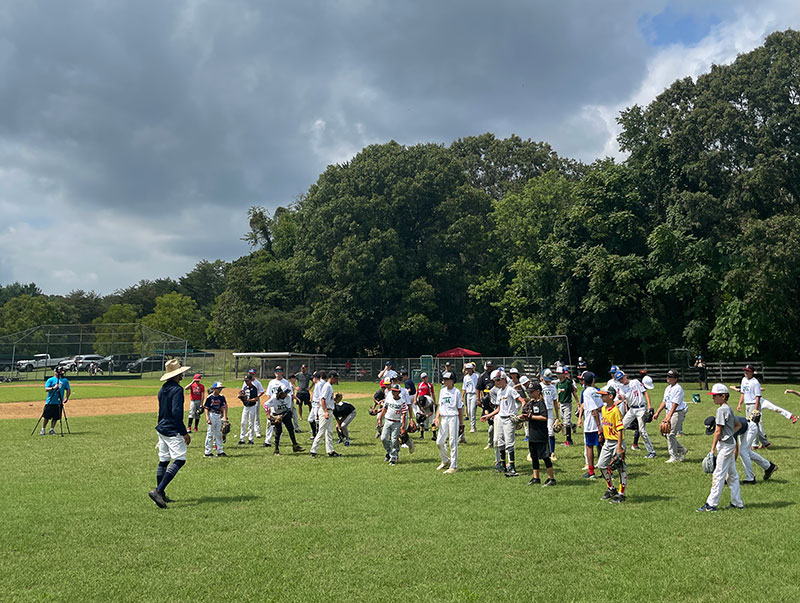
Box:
[436,347,481,357]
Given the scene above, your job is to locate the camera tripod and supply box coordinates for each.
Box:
[31,402,71,437]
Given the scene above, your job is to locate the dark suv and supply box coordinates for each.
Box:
[126,355,167,373]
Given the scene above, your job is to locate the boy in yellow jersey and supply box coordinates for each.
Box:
[596,386,627,504]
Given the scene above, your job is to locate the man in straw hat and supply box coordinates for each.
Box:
[149,358,192,509]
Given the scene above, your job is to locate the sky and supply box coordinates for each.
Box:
[1,0,799,295]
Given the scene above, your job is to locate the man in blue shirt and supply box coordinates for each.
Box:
[149,359,192,509]
[41,366,70,435]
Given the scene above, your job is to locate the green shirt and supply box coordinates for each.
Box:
[556,379,575,405]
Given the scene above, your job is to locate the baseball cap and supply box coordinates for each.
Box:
[380,379,389,388]
[542,368,553,381]
[275,365,284,372]
[614,370,625,380]
[485,360,494,367]
[193,373,202,380]
[445,361,452,365]
[598,385,617,398]
[248,368,256,374]
[582,371,595,383]
[389,383,401,391]
[704,416,716,435]
[420,372,428,378]
[312,370,321,379]
[519,375,531,386]
[642,375,654,389]
[385,361,392,366]
[743,364,755,373]
[401,369,409,375]
[464,362,474,370]
[211,381,224,390]
[329,370,339,378]
[555,366,565,374]
[490,369,505,381]
[334,392,343,402]
[666,369,680,378]
[442,371,455,381]
[529,382,542,392]
[279,385,292,395]
[509,367,519,375]
[609,365,619,374]
[708,383,730,396]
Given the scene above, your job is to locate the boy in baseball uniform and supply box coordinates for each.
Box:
[698,384,744,511]
[379,384,407,465]
[333,392,357,446]
[540,370,558,460]
[242,369,266,438]
[462,363,479,433]
[264,385,304,455]
[264,366,293,447]
[596,386,628,504]
[434,372,464,474]
[415,373,436,439]
[203,382,228,457]
[481,370,523,477]
[238,374,260,445]
[310,371,342,458]
[520,382,555,487]
[185,374,205,433]
[736,365,772,448]
[555,366,578,447]
[653,369,688,463]
[577,372,602,479]
[618,371,656,459]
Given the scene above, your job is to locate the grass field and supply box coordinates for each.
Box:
[2,381,800,602]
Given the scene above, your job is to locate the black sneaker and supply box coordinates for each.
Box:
[389,460,397,465]
[505,467,519,477]
[292,444,305,453]
[262,442,271,447]
[217,452,227,457]
[384,454,390,462]
[741,479,756,485]
[247,440,254,445]
[727,503,744,509]
[148,489,167,509]
[542,478,557,487]
[274,449,280,455]
[162,494,175,503]
[238,440,245,445]
[764,463,777,481]
[328,451,342,457]
[609,493,626,504]
[204,453,213,457]
[601,488,618,500]
[310,452,317,458]
[527,477,541,486]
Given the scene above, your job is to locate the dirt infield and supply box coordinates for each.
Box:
[0,392,374,419]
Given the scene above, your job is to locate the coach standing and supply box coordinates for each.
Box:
[41,366,70,435]
[149,358,192,509]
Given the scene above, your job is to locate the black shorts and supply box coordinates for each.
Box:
[528,440,550,460]
[43,404,62,420]
[296,390,310,406]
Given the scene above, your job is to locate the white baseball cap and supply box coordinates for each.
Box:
[420,372,428,378]
[509,367,519,375]
[555,366,565,374]
[708,383,730,396]
[542,368,553,381]
[490,369,506,381]
[642,375,654,390]
[519,375,531,387]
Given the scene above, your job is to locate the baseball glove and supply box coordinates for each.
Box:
[238,390,249,402]
[194,405,205,419]
[702,451,716,474]
[552,418,563,433]
[659,420,671,435]
[407,422,419,433]
[643,408,655,423]
[221,420,231,435]
[415,412,426,425]
[458,424,465,436]
[749,410,761,424]
[269,413,284,426]
[368,408,380,416]
[609,453,624,472]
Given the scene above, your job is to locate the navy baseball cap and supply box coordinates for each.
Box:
[704,416,716,435]
[582,371,595,383]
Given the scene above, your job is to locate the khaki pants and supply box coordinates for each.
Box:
[665,409,687,460]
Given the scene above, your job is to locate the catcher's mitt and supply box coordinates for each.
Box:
[749,410,761,424]
[643,408,655,423]
[659,420,671,435]
[609,452,624,472]
[552,418,564,433]
[415,412,426,425]
[458,424,465,436]
[221,420,231,435]
[702,451,716,474]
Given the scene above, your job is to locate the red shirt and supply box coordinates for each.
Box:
[189,381,205,401]
[418,381,433,397]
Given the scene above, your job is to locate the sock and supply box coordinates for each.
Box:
[619,470,627,494]
[588,464,595,476]
[549,436,555,453]
[156,460,169,488]
[157,459,185,493]
[508,449,515,469]
[500,450,507,468]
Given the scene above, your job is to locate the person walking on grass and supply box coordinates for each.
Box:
[520,382,556,487]
[185,373,205,433]
[653,369,688,463]
[264,385,304,456]
[697,384,744,512]
[596,386,628,504]
[434,372,464,474]
[378,384,407,465]
[149,359,192,509]
[481,369,524,477]
[203,381,228,458]
[555,366,578,447]
[462,362,479,434]
[238,374,259,445]
[264,366,292,448]
[41,366,70,436]
[577,372,602,479]
[310,371,341,458]
[618,371,656,459]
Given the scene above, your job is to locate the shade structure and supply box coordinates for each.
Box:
[436,347,481,357]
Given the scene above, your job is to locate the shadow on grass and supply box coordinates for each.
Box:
[745,500,794,509]
[628,494,674,503]
[181,494,261,505]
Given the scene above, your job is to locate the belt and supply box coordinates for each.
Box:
[500,415,511,419]
[630,404,645,409]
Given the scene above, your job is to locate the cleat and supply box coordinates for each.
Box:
[310,453,317,458]
[148,489,167,509]
[375,432,381,439]
[484,443,492,450]
[542,478,556,487]
[727,503,744,509]
[562,441,572,447]
[40,429,46,436]
[193,427,198,432]
[389,460,396,465]
[217,452,227,457]
[764,463,777,481]
[274,450,280,456]
[204,453,213,457]
[247,440,254,445]
[631,444,640,451]
[582,472,598,479]
[470,427,476,433]
[645,452,657,459]
[49,429,56,435]
[527,477,541,485]
[792,414,798,424]
[677,451,687,461]
[444,467,457,474]
[505,468,519,477]
[601,488,618,500]
[263,443,270,447]
[526,453,532,462]
[344,439,351,447]
[436,462,447,470]
[741,479,756,485]
[328,451,342,457]
[407,438,415,454]
[292,444,305,453]
[550,453,558,461]
[665,457,679,463]
[238,440,245,445]
[609,493,626,504]
[696,503,717,512]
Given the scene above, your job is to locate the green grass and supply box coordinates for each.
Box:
[2,384,800,601]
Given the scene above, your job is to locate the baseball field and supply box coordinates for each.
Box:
[2,379,800,602]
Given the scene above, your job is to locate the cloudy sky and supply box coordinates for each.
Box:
[1,0,799,295]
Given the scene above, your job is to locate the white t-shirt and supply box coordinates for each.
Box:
[663,383,687,412]
[740,377,761,405]
[266,394,291,416]
[463,373,478,395]
[541,382,557,410]
[495,385,522,416]
[267,377,291,397]
[582,386,602,433]
[623,379,647,408]
[438,387,463,416]
[310,380,321,411]
[383,394,407,422]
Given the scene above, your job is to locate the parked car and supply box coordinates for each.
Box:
[127,355,167,373]
[17,354,70,372]
[74,355,106,371]
[102,354,140,371]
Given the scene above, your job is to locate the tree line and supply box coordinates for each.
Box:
[2,30,799,366]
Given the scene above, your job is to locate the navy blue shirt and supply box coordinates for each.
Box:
[404,378,416,396]
[735,416,748,438]
[204,394,228,415]
[333,401,355,419]
[156,379,188,436]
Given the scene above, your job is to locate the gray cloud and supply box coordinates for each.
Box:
[0,0,797,294]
